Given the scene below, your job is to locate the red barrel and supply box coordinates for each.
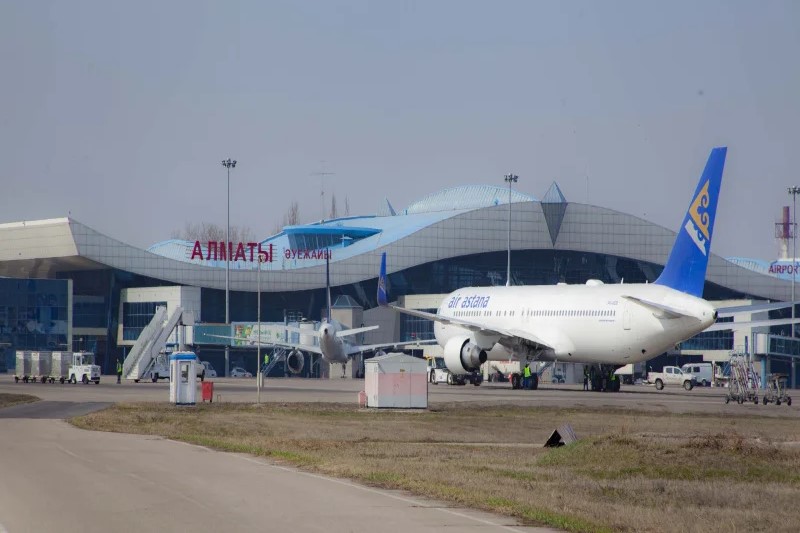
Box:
[201,381,214,403]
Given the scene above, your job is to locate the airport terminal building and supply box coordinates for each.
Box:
[1,183,798,383]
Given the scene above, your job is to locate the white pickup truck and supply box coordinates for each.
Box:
[647,366,696,391]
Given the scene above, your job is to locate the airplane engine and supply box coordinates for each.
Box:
[374,350,387,357]
[443,336,487,374]
[286,350,305,374]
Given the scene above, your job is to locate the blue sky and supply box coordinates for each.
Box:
[1,0,798,261]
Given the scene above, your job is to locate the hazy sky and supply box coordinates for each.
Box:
[1,0,798,261]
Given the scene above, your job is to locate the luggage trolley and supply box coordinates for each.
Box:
[762,374,792,406]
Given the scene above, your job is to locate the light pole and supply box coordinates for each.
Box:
[791,188,800,389]
[504,173,518,287]
[221,158,237,377]
[257,254,263,403]
[789,186,800,338]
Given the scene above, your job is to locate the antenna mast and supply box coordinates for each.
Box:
[311,163,335,221]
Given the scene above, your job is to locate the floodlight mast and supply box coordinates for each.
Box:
[504,173,518,287]
[221,158,236,377]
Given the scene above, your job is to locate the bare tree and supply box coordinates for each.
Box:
[174,222,254,243]
[287,201,300,225]
[272,201,301,235]
[330,193,338,219]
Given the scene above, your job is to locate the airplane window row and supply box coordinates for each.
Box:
[525,309,616,318]
[450,309,616,318]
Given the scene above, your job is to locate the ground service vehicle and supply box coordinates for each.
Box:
[647,366,695,391]
[427,356,481,386]
[681,363,714,387]
[68,352,101,385]
[230,366,252,378]
[200,361,217,379]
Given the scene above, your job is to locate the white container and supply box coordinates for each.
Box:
[364,353,427,409]
[31,351,52,380]
[50,352,72,381]
[15,351,32,379]
[169,352,197,405]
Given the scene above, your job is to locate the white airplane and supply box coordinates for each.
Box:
[219,259,434,377]
[378,147,788,390]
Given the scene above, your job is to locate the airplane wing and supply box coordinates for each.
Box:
[335,325,379,338]
[704,317,800,332]
[621,295,697,319]
[206,334,322,355]
[377,253,556,351]
[282,324,379,339]
[715,301,795,315]
[349,338,438,354]
[383,304,556,351]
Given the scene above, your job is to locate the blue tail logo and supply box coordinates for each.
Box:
[655,147,727,297]
[685,179,712,256]
[377,252,388,306]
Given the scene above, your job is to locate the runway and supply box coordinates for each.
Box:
[1,374,797,417]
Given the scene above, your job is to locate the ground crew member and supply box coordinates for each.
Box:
[116,359,122,384]
[263,353,269,374]
[523,363,532,390]
[583,366,589,391]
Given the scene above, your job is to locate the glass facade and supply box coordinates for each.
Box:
[400,310,436,342]
[122,301,168,341]
[0,209,795,374]
[0,278,70,372]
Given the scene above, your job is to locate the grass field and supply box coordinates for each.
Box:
[72,402,800,532]
[0,392,38,409]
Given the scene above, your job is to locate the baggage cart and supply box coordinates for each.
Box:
[30,351,52,384]
[14,351,32,383]
[50,351,73,384]
[762,374,792,406]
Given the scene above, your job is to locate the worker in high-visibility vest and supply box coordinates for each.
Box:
[523,363,532,390]
[116,359,122,384]
[263,353,269,375]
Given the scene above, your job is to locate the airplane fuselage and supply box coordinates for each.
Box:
[434,282,717,365]
[319,321,349,364]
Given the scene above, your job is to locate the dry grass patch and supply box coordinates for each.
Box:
[0,392,38,409]
[72,402,800,532]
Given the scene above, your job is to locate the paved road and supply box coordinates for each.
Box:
[2,374,797,417]
[0,373,795,533]
[0,413,550,533]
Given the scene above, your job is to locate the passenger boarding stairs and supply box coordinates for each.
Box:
[261,347,288,376]
[536,361,555,378]
[123,306,185,381]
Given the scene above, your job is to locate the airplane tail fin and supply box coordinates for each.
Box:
[326,252,332,321]
[654,147,727,297]
[377,252,388,306]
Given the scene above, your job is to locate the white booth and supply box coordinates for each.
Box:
[169,352,198,405]
[364,353,427,408]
